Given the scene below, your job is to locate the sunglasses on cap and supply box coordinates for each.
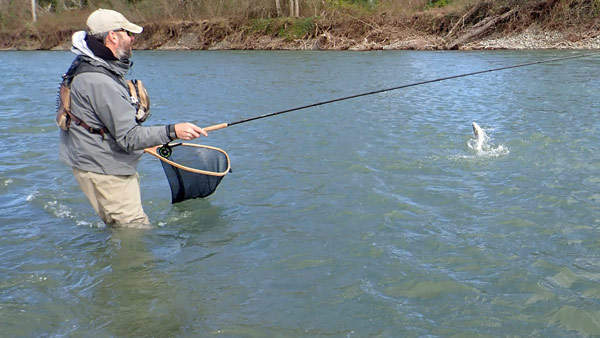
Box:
[114,29,134,37]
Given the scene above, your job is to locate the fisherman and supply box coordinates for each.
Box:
[58,8,206,228]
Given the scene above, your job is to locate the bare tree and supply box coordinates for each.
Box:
[31,0,37,22]
[288,0,299,17]
[275,0,282,16]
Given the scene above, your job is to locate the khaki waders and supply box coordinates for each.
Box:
[73,167,150,228]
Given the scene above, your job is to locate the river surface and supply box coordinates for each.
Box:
[1,50,600,336]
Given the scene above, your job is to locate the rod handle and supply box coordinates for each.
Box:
[203,123,229,132]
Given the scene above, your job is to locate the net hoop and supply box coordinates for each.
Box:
[144,143,231,177]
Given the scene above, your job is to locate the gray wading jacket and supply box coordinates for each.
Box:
[60,31,172,175]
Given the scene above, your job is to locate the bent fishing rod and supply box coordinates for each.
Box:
[202,52,600,132]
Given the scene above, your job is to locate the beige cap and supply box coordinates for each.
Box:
[86,8,143,35]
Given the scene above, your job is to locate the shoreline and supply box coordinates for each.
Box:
[4,0,600,52]
[3,22,600,52]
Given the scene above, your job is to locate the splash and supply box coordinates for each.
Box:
[26,190,39,201]
[44,200,75,219]
[25,190,103,228]
[467,122,509,157]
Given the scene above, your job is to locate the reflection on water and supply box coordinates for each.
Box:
[1,50,600,336]
[87,229,197,336]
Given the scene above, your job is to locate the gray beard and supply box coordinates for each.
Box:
[115,46,132,61]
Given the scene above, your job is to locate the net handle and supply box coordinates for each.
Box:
[203,123,229,132]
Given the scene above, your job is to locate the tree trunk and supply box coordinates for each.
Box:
[294,0,300,17]
[275,0,282,16]
[445,2,484,38]
[31,0,37,22]
[446,9,516,49]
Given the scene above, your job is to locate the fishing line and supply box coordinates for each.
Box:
[147,52,599,202]
[203,51,599,132]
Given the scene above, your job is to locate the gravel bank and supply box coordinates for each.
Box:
[464,27,600,50]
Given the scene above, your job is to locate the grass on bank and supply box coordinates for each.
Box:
[2,0,600,37]
[1,0,470,34]
[249,17,317,41]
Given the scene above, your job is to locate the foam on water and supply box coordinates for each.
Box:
[25,188,103,228]
[26,190,38,202]
[44,200,75,219]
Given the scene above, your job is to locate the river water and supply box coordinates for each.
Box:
[1,50,600,336]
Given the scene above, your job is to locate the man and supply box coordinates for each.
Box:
[59,8,206,228]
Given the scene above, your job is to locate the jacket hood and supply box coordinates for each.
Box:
[71,31,105,63]
[70,31,131,77]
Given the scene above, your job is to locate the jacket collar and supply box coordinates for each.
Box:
[85,33,118,61]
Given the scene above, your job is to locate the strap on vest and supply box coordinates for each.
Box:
[66,110,110,140]
[58,57,124,139]
[127,81,138,102]
[58,56,148,139]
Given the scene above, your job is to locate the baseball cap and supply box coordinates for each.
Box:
[86,8,143,35]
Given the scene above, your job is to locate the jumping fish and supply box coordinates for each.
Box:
[471,121,486,152]
[472,121,483,139]
[464,121,509,157]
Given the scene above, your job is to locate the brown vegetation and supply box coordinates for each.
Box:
[2,0,600,50]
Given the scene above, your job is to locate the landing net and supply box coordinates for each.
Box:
[145,143,231,203]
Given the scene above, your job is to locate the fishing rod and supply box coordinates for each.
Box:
[202,52,600,132]
[145,51,599,203]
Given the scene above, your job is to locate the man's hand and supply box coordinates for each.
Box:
[174,122,208,140]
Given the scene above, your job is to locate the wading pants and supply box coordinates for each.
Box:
[73,167,150,228]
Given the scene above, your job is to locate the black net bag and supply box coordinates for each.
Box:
[145,143,231,203]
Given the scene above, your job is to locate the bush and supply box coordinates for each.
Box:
[425,0,451,9]
[248,17,316,40]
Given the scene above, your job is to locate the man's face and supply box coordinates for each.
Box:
[114,31,134,60]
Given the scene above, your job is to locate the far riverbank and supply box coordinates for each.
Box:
[4,22,600,51]
[3,1,600,51]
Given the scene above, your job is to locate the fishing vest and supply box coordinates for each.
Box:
[56,56,150,138]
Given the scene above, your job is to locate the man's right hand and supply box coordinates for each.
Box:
[174,122,208,140]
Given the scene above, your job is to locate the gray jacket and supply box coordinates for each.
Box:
[60,31,171,175]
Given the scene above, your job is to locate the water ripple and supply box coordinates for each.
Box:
[1,50,599,336]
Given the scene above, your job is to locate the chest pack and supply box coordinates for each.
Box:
[56,57,150,137]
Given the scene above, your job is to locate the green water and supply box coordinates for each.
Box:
[1,50,600,336]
